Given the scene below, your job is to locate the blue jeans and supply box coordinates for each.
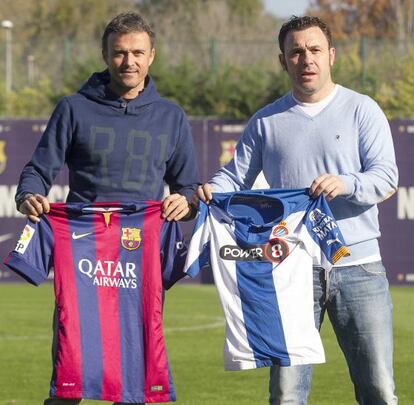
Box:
[269,262,397,405]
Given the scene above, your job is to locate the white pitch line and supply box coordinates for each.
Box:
[164,318,225,333]
[0,233,14,243]
[0,335,50,341]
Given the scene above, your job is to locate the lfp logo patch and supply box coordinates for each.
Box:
[121,227,141,250]
[15,225,36,254]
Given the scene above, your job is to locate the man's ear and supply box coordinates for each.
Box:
[149,47,155,67]
[279,53,287,71]
[102,50,108,66]
[329,47,336,67]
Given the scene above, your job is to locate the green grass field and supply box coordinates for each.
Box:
[0,283,412,405]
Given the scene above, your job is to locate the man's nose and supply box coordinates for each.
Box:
[123,52,134,66]
[303,50,313,65]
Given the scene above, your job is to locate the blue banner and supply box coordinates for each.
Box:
[0,119,413,284]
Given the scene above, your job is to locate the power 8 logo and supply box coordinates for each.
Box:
[264,238,289,263]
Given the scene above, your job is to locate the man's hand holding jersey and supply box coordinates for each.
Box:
[197,184,214,204]
[162,193,197,221]
[18,194,50,223]
[196,173,346,205]
[309,174,346,201]
[18,192,195,223]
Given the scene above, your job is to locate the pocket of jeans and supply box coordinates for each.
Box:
[360,261,386,275]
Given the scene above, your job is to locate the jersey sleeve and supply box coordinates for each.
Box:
[3,217,54,285]
[159,220,188,290]
[184,201,212,278]
[302,195,350,270]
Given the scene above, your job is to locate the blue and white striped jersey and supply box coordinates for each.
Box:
[185,189,349,370]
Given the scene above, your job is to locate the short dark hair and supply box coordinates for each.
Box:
[102,12,155,54]
[278,16,333,53]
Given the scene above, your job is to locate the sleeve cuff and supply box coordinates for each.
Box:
[338,174,356,198]
[15,192,34,211]
[3,253,46,286]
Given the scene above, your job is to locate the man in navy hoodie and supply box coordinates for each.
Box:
[16,12,199,223]
[14,12,200,405]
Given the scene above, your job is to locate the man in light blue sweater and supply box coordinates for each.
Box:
[198,16,398,405]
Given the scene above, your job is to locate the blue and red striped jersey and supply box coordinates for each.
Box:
[4,201,187,403]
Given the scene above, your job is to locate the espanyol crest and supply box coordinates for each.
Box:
[272,221,289,237]
[0,140,7,175]
[121,227,141,250]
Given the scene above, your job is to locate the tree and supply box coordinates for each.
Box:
[139,0,278,68]
[0,0,284,118]
[376,50,414,119]
[309,0,414,41]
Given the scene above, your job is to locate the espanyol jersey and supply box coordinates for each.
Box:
[185,189,349,371]
[4,201,187,403]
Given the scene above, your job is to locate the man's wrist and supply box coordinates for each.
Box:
[16,193,34,211]
[181,202,198,221]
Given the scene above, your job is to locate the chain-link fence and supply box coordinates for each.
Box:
[0,34,412,94]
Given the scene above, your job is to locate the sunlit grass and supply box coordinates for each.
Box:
[0,284,411,405]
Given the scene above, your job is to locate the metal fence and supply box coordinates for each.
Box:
[0,35,412,94]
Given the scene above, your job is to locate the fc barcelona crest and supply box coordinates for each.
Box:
[219,140,237,166]
[0,140,7,175]
[121,227,141,250]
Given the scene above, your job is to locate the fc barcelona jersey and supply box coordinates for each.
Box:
[4,201,187,403]
[184,189,349,371]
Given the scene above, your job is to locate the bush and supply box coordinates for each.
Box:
[0,78,55,118]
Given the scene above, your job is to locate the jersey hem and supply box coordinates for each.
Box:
[51,390,176,403]
[224,356,325,371]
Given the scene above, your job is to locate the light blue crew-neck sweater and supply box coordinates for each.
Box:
[210,85,398,264]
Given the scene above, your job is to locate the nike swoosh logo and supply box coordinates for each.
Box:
[72,231,93,240]
[0,233,14,244]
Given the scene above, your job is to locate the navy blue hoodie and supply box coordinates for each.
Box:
[16,70,200,203]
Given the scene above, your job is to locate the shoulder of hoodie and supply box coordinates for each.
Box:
[54,90,189,118]
[149,95,189,117]
[53,92,90,110]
